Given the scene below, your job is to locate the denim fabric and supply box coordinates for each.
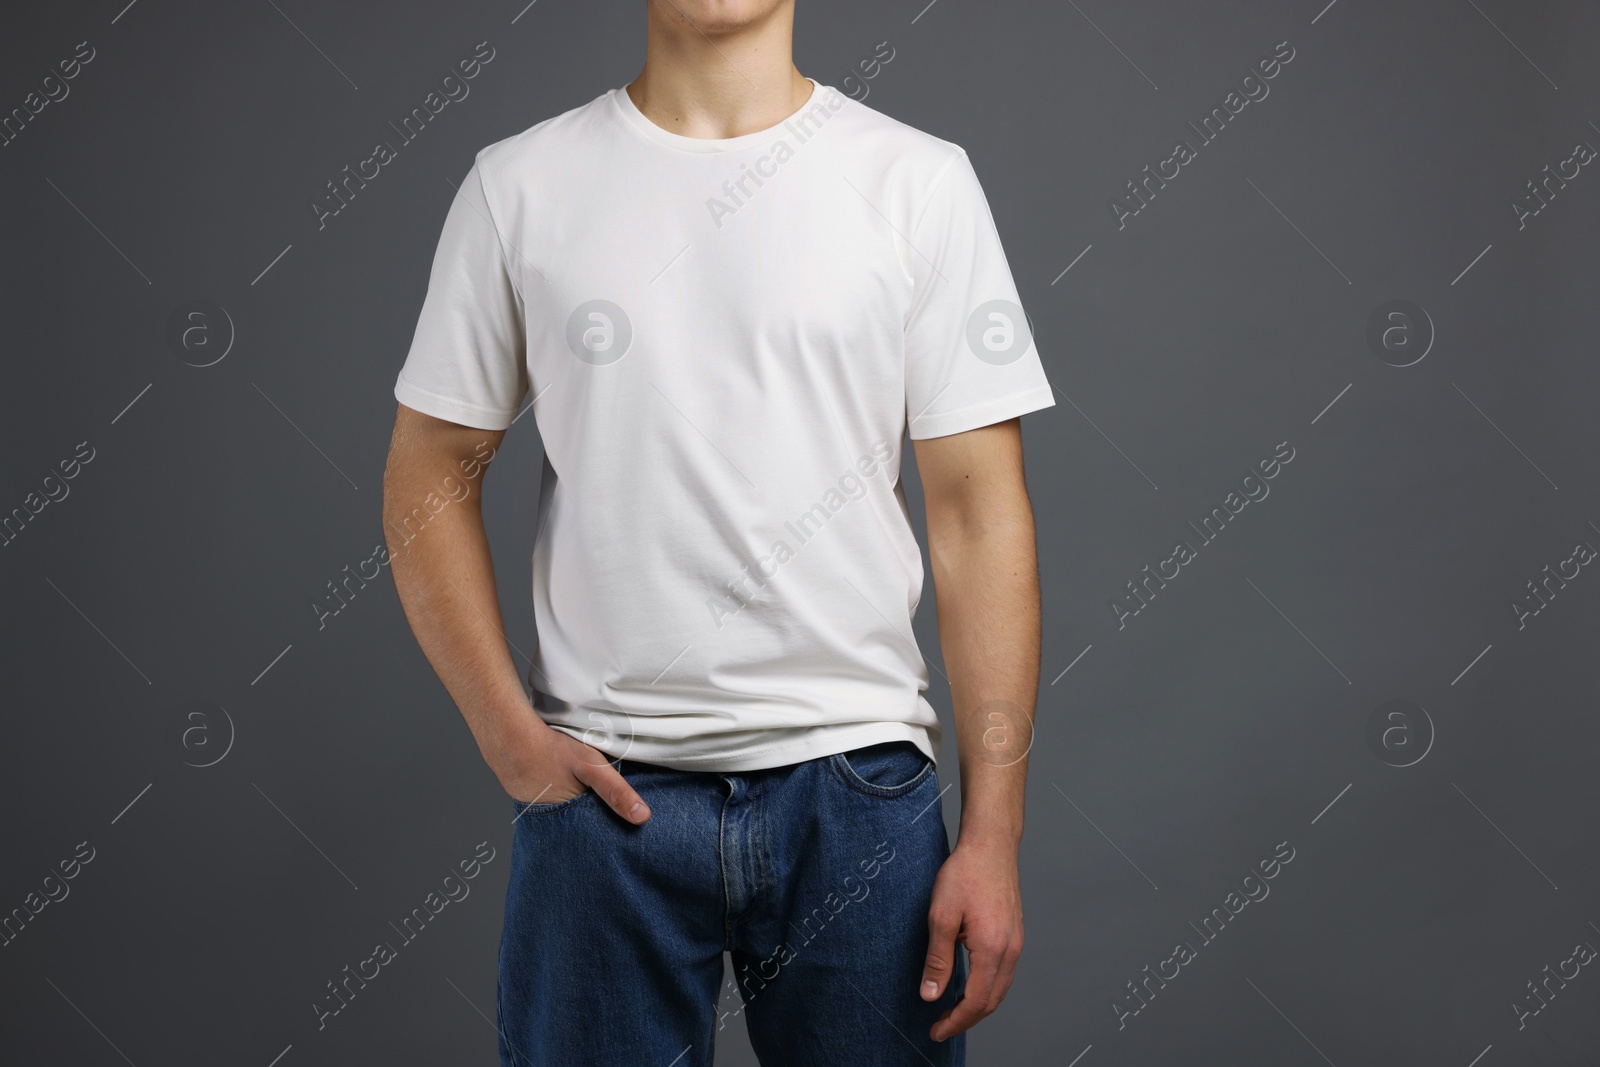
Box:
[496,740,966,1066]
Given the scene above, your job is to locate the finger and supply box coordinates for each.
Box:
[930,941,1000,1042]
[921,906,961,1001]
[572,757,650,824]
[989,935,1023,1009]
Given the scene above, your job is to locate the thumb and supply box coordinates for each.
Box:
[572,755,650,824]
[922,905,960,1000]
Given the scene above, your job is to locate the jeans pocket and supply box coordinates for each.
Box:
[829,741,935,798]
[510,789,593,818]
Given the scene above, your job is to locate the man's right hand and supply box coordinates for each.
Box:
[494,724,652,824]
[382,405,652,828]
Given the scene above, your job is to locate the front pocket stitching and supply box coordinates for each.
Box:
[512,790,594,817]
[828,750,935,798]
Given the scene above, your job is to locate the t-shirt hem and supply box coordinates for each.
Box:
[909,383,1056,440]
[550,719,938,774]
[394,372,520,432]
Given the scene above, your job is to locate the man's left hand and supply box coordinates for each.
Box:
[920,839,1024,1041]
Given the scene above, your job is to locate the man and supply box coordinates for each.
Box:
[382,2,1052,1063]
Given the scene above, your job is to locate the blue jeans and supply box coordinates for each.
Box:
[496,740,966,1065]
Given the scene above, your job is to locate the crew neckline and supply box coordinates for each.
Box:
[610,76,829,153]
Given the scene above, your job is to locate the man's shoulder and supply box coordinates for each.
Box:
[823,87,969,180]
[471,88,614,177]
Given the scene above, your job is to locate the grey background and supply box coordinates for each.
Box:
[3,1,1598,1064]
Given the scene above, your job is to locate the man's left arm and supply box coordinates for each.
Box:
[913,416,1040,1042]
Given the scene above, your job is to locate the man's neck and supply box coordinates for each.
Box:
[627,2,810,140]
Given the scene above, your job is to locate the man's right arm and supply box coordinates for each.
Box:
[381,402,651,823]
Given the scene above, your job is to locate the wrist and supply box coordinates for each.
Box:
[478,709,553,772]
[955,780,1024,856]
[953,820,1022,859]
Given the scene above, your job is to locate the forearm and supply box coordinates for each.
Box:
[383,463,544,766]
[380,407,650,820]
[929,496,1041,854]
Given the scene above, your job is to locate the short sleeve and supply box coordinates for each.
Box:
[393,159,529,431]
[903,149,1055,440]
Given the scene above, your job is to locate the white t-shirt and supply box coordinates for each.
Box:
[395,77,1054,771]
